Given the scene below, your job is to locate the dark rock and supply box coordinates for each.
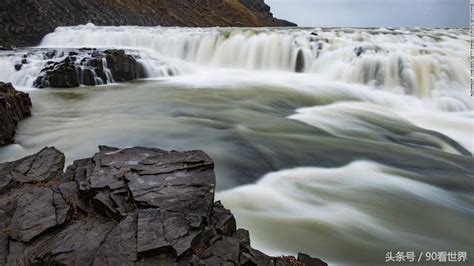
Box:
[105,49,146,82]
[93,212,138,265]
[354,46,364,57]
[33,49,146,88]
[10,186,69,242]
[211,201,237,236]
[0,147,64,193]
[0,146,327,265]
[0,210,10,263]
[298,252,329,266]
[295,49,306,73]
[7,218,115,265]
[14,64,22,71]
[0,82,32,146]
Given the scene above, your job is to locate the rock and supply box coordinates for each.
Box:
[0,147,64,193]
[33,49,147,88]
[211,201,237,236]
[105,49,146,82]
[295,49,306,73]
[0,146,327,265]
[7,218,116,265]
[0,82,32,146]
[9,186,69,242]
[298,252,329,266]
[354,46,364,57]
[0,210,9,262]
[93,212,138,265]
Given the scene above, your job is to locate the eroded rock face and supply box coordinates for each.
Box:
[33,49,146,88]
[0,82,32,146]
[0,146,327,265]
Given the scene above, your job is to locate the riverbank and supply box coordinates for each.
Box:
[0,145,326,265]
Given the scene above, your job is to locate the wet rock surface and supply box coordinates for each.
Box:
[0,146,326,265]
[0,82,32,146]
[32,49,147,88]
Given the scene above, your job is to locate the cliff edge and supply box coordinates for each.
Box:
[0,0,296,47]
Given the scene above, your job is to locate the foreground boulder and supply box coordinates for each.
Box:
[0,82,32,146]
[32,49,147,88]
[0,146,327,265]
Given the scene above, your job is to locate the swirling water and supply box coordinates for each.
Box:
[0,25,472,265]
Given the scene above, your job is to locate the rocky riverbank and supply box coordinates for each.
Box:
[0,82,31,146]
[0,146,326,265]
[0,0,296,48]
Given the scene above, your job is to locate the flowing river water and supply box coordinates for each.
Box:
[0,25,472,265]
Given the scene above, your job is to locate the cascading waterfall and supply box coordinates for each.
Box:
[35,24,469,97]
[0,24,468,102]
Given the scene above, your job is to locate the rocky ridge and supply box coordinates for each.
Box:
[0,82,32,146]
[0,146,326,265]
[0,0,296,48]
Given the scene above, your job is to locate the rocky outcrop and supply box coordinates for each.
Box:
[0,0,296,48]
[0,82,32,146]
[0,146,326,265]
[32,49,147,88]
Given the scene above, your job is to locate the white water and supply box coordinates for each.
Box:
[0,25,472,265]
[0,24,469,101]
[218,161,473,265]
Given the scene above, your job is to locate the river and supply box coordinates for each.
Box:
[0,25,472,265]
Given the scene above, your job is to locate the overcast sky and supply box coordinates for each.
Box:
[266,0,469,28]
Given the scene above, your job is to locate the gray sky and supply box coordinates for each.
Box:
[266,0,469,28]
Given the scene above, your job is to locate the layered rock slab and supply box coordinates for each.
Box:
[0,146,326,265]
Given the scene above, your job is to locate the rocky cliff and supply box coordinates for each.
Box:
[0,146,326,265]
[0,0,296,48]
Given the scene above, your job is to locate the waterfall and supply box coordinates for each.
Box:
[0,24,469,100]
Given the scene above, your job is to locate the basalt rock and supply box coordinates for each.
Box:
[0,82,32,146]
[33,49,146,88]
[0,146,327,265]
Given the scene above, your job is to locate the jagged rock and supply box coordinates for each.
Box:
[0,147,64,193]
[9,186,69,242]
[0,82,32,146]
[0,211,9,262]
[6,218,116,265]
[105,49,146,82]
[33,49,146,88]
[0,146,326,265]
[93,212,138,265]
[211,201,237,236]
[298,253,328,266]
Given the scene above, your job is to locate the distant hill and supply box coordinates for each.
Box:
[0,0,296,47]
